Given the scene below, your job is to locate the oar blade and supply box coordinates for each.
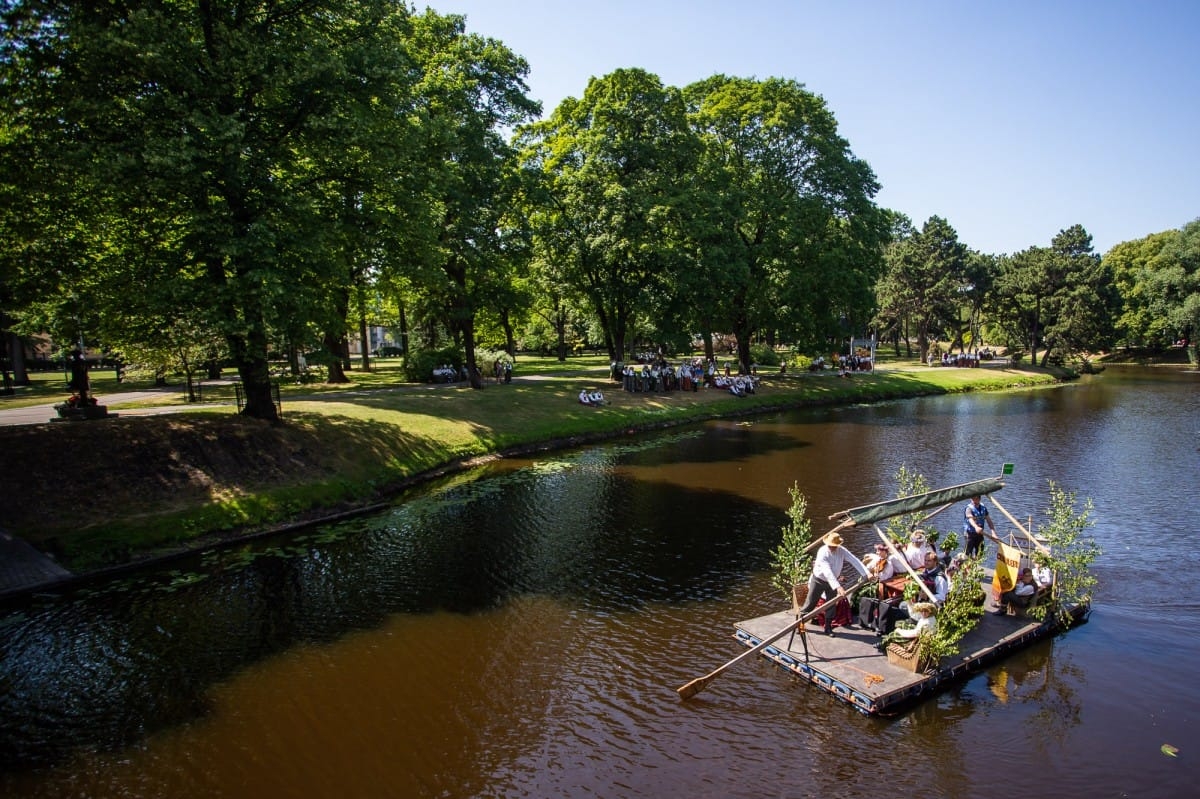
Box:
[676,674,712,700]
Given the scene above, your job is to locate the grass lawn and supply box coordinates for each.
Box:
[0,356,1065,572]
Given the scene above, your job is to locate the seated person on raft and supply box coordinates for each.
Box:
[894,602,938,639]
[861,550,946,634]
[993,566,1045,615]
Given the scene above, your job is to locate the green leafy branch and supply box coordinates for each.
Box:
[1027,481,1102,626]
[771,482,814,602]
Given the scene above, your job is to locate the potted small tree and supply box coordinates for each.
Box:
[1025,482,1101,627]
[771,482,815,614]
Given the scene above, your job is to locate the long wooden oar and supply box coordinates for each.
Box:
[676,576,872,700]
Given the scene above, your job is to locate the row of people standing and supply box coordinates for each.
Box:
[930,351,984,367]
[617,358,747,393]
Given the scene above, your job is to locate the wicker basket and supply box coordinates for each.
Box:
[886,637,931,673]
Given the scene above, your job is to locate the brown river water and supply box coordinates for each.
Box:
[1,365,1197,798]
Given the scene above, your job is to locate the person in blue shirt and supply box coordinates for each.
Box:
[963,495,997,557]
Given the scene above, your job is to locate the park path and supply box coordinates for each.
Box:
[0,370,611,428]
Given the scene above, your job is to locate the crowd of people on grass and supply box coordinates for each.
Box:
[578,389,606,406]
[928,348,997,367]
[614,358,760,397]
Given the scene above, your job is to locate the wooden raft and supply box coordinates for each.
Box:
[733,600,1087,716]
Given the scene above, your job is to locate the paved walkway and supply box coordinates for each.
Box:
[0,371,607,427]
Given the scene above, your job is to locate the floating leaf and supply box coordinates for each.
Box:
[1161,743,1178,757]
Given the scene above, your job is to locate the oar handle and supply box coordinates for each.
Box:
[676,575,873,699]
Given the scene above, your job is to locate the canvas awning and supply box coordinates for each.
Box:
[829,477,1005,527]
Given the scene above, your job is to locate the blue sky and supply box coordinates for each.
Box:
[430,0,1199,257]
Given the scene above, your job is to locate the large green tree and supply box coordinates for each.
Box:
[1107,230,1178,348]
[875,215,968,363]
[516,68,698,361]
[991,225,1114,365]
[683,76,887,370]
[405,12,538,388]
[1,0,426,419]
[1140,219,1200,349]
[1040,225,1117,360]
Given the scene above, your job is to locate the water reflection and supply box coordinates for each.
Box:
[3,367,1200,798]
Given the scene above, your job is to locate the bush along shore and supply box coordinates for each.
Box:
[0,361,1065,575]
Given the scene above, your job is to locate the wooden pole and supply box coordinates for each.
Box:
[989,495,1050,554]
[676,576,873,700]
[875,524,939,604]
[917,501,954,526]
[803,517,857,553]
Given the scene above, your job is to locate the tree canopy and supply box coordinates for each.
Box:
[2,3,1194,407]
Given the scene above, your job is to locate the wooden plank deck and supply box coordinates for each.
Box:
[734,599,1082,715]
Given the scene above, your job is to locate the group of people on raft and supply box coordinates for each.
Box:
[796,495,1051,641]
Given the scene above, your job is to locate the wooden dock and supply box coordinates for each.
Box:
[734,601,1087,716]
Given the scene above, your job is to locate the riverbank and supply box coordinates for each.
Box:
[0,360,1064,579]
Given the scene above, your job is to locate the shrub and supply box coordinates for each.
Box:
[403,346,462,382]
[749,344,780,367]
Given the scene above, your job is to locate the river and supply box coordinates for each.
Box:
[1,365,1197,798]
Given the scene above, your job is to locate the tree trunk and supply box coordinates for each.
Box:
[287,343,301,377]
[500,308,516,357]
[736,334,753,376]
[398,300,409,356]
[324,330,349,383]
[464,319,483,389]
[916,315,930,365]
[5,330,29,386]
[359,312,371,372]
[555,309,568,361]
[232,326,279,422]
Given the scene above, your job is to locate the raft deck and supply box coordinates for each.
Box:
[734,596,1086,716]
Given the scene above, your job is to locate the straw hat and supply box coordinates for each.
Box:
[823,531,844,547]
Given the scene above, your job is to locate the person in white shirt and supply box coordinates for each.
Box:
[861,542,896,581]
[903,531,934,570]
[895,602,938,639]
[798,531,870,636]
[994,567,1040,615]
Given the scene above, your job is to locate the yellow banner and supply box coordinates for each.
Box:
[992,542,1023,600]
